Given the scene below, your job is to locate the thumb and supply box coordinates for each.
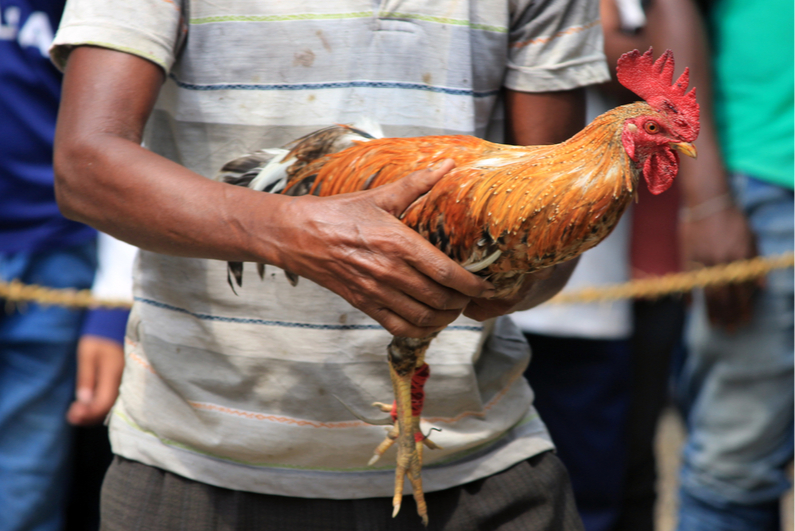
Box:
[75,341,98,406]
[92,341,124,419]
[374,159,455,216]
[66,340,98,425]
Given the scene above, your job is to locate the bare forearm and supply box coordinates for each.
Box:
[54,47,295,265]
[58,134,260,261]
[54,48,372,274]
[505,88,586,146]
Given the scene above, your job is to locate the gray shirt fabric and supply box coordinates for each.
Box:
[52,0,609,499]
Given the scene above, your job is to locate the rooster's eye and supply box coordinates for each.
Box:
[644,121,660,134]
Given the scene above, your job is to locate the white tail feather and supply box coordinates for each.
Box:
[248,149,292,192]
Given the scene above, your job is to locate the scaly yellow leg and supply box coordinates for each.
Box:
[390,362,425,522]
[367,334,440,526]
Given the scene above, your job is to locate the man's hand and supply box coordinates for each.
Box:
[272,160,495,337]
[66,335,124,426]
[464,259,578,321]
[680,205,758,331]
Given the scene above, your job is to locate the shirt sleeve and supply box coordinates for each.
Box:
[506,0,610,92]
[91,232,136,301]
[81,308,130,344]
[50,0,187,73]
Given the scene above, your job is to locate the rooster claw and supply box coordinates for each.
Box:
[392,435,429,526]
[332,394,393,425]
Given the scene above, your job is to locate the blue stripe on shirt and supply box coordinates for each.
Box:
[136,297,485,332]
[169,75,500,98]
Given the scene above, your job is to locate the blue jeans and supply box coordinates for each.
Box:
[675,175,794,531]
[0,241,96,531]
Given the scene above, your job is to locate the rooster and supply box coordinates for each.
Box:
[216,48,699,525]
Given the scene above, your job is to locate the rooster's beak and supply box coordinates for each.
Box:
[670,142,697,159]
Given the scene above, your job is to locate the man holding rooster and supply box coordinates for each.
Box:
[49,1,612,529]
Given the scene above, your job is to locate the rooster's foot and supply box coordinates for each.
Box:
[368,403,440,466]
[369,359,440,526]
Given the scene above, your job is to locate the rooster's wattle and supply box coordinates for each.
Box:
[217,48,699,525]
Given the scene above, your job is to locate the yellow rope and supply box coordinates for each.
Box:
[549,253,794,305]
[0,280,131,310]
[0,253,792,310]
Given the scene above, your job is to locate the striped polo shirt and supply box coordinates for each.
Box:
[52,0,609,498]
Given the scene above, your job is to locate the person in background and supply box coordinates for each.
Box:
[66,233,135,531]
[602,1,711,529]
[513,0,770,529]
[673,1,794,530]
[0,2,128,530]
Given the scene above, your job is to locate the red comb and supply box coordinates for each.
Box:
[616,48,700,142]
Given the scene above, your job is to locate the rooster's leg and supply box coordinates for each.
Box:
[376,334,439,526]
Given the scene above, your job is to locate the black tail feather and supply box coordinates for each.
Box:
[227,261,244,294]
[284,270,299,286]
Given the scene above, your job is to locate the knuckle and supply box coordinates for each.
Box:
[464,308,486,322]
[430,262,455,285]
[347,290,372,314]
[413,309,437,328]
[441,309,463,326]
[380,236,404,257]
[398,325,427,339]
[385,320,413,337]
[370,306,397,331]
[436,291,467,311]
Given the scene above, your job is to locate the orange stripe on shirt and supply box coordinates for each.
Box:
[512,19,601,49]
[188,401,371,428]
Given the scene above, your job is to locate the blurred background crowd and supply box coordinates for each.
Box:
[0,0,791,530]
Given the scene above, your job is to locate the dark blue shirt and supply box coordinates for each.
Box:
[0,0,95,253]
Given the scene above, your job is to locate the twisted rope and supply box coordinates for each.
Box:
[0,253,792,310]
[548,253,794,305]
[0,280,132,311]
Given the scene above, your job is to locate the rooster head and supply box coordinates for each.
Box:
[616,48,700,195]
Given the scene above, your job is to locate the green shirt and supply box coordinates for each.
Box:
[711,0,794,189]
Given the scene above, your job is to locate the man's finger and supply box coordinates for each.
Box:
[66,401,90,425]
[357,281,465,330]
[93,341,124,419]
[74,339,99,407]
[372,159,456,216]
[705,285,738,330]
[67,336,125,425]
[464,299,512,322]
[367,305,452,338]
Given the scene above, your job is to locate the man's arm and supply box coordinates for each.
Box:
[644,0,757,329]
[54,46,494,338]
[463,88,584,321]
[601,0,757,329]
